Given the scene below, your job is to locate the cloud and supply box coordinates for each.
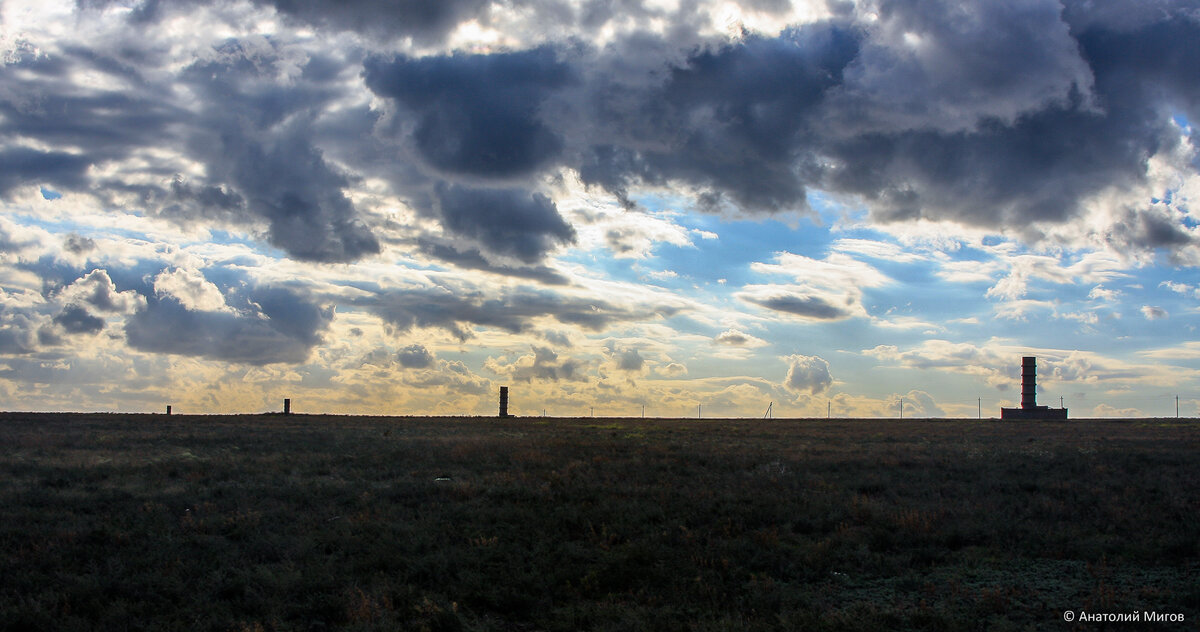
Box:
[616,348,645,371]
[783,354,832,394]
[431,183,576,263]
[899,389,945,418]
[8,0,1200,274]
[1140,341,1200,361]
[153,268,230,313]
[195,121,382,263]
[866,340,1010,387]
[1141,305,1169,320]
[832,238,929,263]
[413,238,570,285]
[51,304,105,335]
[0,148,92,197]
[125,284,332,365]
[579,22,861,212]
[485,346,586,382]
[356,285,682,341]
[658,362,688,377]
[0,312,40,355]
[397,343,435,369]
[832,0,1095,133]
[741,251,888,320]
[1089,285,1121,301]
[714,328,768,347]
[741,291,853,320]
[364,48,574,180]
[252,0,490,44]
[982,250,1129,302]
[63,235,96,255]
[866,340,1178,390]
[568,3,1200,257]
[1160,280,1199,298]
[59,269,144,314]
[602,342,646,373]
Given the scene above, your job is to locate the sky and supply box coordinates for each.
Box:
[1,0,1199,418]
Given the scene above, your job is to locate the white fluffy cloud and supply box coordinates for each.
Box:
[714,328,768,347]
[153,268,232,313]
[783,354,832,395]
[741,252,890,321]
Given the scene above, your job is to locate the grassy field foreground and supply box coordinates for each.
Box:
[1,413,1197,631]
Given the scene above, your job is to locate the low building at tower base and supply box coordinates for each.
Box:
[1000,405,1068,420]
[999,356,1068,420]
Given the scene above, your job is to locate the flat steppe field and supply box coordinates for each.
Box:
[1,413,1196,631]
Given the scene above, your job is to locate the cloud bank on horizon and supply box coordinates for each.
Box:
[1,0,1199,416]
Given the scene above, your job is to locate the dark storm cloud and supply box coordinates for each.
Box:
[0,49,181,197]
[579,22,861,212]
[64,235,97,255]
[811,2,1199,241]
[357,286,681,341]
[743,294,851,320]
[396,343,434,369]
[415,238,570,285]
[0,149,93,197]
[831,0,1093,132]
[10,0,1200,277]
[79,0,489,40]
[258,0,491,43]
[178,48,382,262]
[225,131,380,262]
[363,48,575,180]
[125,285,332,365]
[806,3,1196,231]
[53,305,105,335]
[564,2,1200,251]
[0,34,380,263]
[356,2,1200,251]
[431,183,576,263]
[160,177,247,225]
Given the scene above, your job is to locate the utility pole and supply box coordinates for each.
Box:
[1177,395,1180,418]
[900,397,904,419]
[827,401,830,419]
[977,397,981,419]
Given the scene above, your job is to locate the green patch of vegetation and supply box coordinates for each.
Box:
[0,414,1197,630]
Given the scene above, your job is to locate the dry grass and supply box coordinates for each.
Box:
[1,413,1197,631]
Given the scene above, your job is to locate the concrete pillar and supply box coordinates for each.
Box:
[283,398,291,415]
[499,386,509,418]
[166,405,172,415]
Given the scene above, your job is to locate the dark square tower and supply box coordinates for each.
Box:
[1001,356,1067,420]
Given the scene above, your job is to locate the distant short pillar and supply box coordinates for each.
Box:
[283,398,291,415]
[499,386,510,418]
[166,405,172,416]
